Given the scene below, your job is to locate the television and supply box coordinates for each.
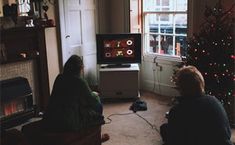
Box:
[96,33,141,68]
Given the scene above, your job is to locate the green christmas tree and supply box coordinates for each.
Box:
[186,1,235,124]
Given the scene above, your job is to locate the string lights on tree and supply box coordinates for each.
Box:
[186,0,235,124]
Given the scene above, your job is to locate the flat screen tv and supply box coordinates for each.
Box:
[96,33,141,67]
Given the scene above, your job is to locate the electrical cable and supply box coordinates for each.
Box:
[157,68,161,94]
[134,113,160,134]
[153,68,156,91]
[104,111,160,135]
[152,56,158,92]
[105,112,135,124]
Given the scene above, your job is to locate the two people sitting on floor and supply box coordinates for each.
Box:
[42,55,233,144]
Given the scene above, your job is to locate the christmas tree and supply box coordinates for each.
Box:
[186,1,235,124]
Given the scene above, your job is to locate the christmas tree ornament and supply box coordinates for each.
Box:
[186,1,235,124]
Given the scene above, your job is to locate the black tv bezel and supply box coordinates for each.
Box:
[96,33,142,65]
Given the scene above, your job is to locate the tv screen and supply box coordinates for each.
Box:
[96,33,141,66]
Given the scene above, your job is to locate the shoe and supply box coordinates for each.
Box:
[101,133,110,143]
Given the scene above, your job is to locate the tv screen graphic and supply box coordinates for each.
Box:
[96,33,141,65]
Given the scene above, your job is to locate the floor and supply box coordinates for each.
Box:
[101,91,172,145]
[7,91,235,145]
[101,91,235,145]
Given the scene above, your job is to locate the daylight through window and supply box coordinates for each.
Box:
[143,0,188,57]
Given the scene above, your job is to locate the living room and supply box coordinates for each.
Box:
[0,0,234,145]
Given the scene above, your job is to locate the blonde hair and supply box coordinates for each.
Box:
[174,65,205,96]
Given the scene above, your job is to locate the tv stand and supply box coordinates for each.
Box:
[99,64,140,99]
[106,64,131,68]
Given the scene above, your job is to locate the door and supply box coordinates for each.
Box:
[59,0,82,63]
[58,0,98,85]
[59,0,97,64]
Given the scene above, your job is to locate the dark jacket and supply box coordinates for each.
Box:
[43,74,104,131]
[162,95,233,145]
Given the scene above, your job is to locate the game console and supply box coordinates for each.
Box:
[130,100,147,112]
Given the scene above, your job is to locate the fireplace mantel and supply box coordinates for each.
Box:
[0,27,53,111]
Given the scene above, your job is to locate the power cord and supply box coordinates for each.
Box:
[153,68,156,91]
[105,112,135,124]
[152,56,161,94]
[104,112,160,134]
[135,113,160,134]
[152,56,157,92]
[157,69,161,94]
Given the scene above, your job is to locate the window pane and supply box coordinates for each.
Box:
[176,0,187,11]
[162,0,169,6]
[144,0,187,12]
[149,34,160,53]
[160,14,169,21]
[150,24,159,33]
[162,8,170,11]
[143,0,159,11]
[175,14,187,34]
[156,0,160,5]
[147,13,159,33]
[175,36,187,56]
[160,14,173,34]
[161,35,173,55]
[143,0,188,57]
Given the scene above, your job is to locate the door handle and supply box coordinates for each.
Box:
[65,35,70,38]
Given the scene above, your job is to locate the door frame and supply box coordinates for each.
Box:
[58,0,68,65]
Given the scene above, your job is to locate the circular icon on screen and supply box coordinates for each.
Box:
[105,53,111,57]
[104,43,111,47]
[127,50,133,55]
[126,40,133,46]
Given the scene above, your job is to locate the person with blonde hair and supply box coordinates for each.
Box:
[160,65,233,145]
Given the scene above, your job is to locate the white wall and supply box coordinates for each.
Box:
[140,56,180,97]
[45,27,60,93]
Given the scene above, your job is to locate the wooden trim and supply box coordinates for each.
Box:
[37,28,50,111]
[1,27,51,111]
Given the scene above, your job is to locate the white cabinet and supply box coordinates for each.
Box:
[99,64,140,99]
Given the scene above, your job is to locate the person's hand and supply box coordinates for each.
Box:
[92,91,99,96]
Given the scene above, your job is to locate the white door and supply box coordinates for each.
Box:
[59,0,97,64]
[59,0,82,63]
[58,0,98,85]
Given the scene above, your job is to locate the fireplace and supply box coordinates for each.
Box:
[0,77,37,129]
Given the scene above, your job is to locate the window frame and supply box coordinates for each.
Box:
[142,0,193,62]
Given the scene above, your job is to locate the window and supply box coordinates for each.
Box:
[143,0,188,57]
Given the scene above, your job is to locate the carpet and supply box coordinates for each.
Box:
[101,91,172,145]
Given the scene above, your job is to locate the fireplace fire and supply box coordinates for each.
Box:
[1,99,25,117]
[0,77,37,129]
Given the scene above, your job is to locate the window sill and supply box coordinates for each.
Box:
[142,53,183,63]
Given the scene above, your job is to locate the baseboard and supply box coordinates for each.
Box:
[140,79,179,97]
